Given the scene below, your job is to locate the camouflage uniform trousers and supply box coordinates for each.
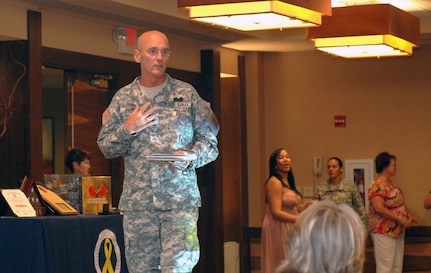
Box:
[123,207,200,273]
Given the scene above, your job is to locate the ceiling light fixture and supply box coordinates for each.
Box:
[306,4,420,58]
[178,0,332,31]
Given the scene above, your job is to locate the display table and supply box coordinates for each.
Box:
[0,214,128,273]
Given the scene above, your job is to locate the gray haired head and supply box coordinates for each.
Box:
[276,200,365,273]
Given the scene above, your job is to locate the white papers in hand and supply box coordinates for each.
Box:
[146,153,197,161]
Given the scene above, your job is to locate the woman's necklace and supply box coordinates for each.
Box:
[282,178,290,188]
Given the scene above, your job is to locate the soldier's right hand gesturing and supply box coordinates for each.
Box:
[125,102,158,135]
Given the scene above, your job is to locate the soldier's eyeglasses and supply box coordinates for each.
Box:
[145,47,170,57]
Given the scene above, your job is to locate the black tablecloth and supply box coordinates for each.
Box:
[0,214,128,273]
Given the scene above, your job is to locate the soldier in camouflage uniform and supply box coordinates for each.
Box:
[97,30,219,273]
[314,157,368,234]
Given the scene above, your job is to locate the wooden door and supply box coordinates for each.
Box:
[65,72,111,175]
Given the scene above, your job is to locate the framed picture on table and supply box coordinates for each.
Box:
[345,159,374,213]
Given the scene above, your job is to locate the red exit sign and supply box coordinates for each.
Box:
[334,115,346,127]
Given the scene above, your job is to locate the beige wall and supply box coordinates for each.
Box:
[2,1,240,74]
[1,0,206,72]
[246,45,431,226]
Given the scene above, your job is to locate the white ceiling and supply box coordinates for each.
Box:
[17,0,431,52]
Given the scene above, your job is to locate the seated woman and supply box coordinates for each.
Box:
[276,200,366,273]
[65,148,91,175]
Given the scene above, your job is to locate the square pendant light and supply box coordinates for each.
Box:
[178,0,332,31]
[306,4,420,58]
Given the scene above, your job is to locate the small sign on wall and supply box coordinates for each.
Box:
[334,115,346,127]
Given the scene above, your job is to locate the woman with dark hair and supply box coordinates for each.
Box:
[260,148,313,273]
[368,151,418,273]
[315,157,368,233]
[65,148,91,174]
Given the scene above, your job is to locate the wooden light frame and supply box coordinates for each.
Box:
[306,4,420,58]
[178,0,332,31]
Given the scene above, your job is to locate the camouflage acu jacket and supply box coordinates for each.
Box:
[97,74,219,211]
[315,178,368,232]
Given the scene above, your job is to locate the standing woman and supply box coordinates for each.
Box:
[260,148,307,273]
[315,157,368,234]
[368,151,418,273]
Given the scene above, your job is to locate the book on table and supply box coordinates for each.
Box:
[44,174,112,214]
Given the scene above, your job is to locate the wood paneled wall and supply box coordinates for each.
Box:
[0,10,42,188]
[0,40,30,188]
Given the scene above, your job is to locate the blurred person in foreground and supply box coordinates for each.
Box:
[97,30,219,273]
[276,200,366,273]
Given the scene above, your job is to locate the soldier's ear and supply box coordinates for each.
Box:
[133,49,141,63]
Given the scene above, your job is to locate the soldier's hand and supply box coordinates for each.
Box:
[170,160,190,170]
[125,102,158,135]
[169,150,192,170]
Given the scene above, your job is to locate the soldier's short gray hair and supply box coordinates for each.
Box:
[276,200,365,273]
